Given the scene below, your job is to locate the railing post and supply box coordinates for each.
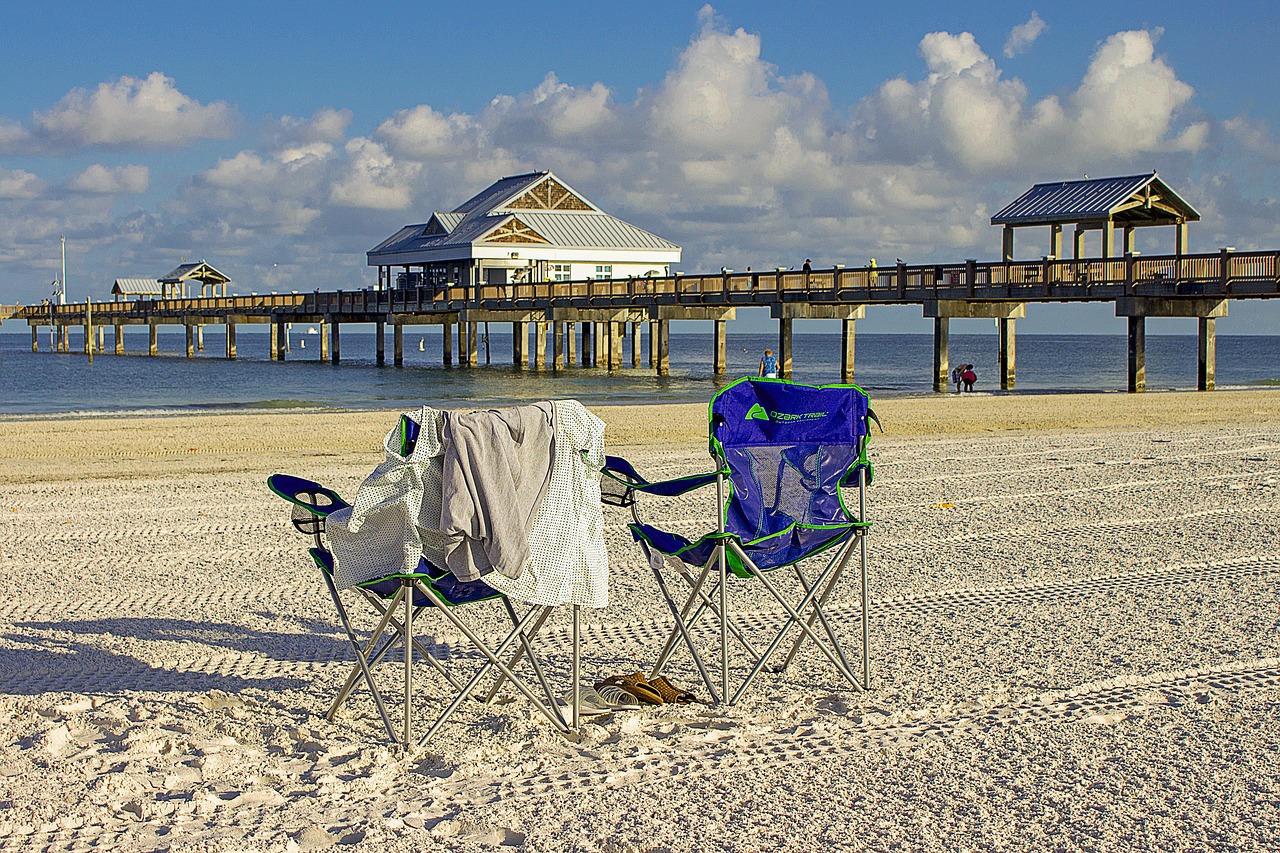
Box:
[1219,246,1234,294]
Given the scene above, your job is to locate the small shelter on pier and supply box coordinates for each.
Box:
[367,171,681,290]
[991,172,1200,261]
[111,278,163,301]
[158,261,231,298]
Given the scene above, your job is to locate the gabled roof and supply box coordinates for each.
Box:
[112,278,162,295]
[368,170,679,263]
[158,261,231,284]
[991,173,1200,227]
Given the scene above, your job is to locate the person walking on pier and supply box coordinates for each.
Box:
[759,349,779,379]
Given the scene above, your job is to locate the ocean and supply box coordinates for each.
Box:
[1,329,1277,416]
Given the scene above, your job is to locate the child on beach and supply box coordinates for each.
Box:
[961,365,977,392]
[951,365,962,393]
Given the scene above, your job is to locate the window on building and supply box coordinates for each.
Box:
[552,263,572,282]
[594,264,612,280]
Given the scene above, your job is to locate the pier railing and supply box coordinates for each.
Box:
[11,248,1279,325]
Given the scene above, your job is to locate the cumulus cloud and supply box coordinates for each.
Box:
[29,72,236,150]
[1004,12,1046,58]
[0,168,45,199]
[856,28,1205,173]
[67,164,150,194]
[329,138,421,210]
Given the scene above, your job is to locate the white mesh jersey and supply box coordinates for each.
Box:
[325,400,609,608]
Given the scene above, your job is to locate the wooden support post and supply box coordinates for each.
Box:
[196,324,204,352]
[441,322,452,365]
[713,319,727,375]
[375,320,385,365]
[554,322,565,370]
[778,318,793,379]
[580,323,591,366]
[271,320,279,360]
[225,323,236,359]
[631,321,641,367]
[649,321,658,368]
[96,325,104,354]
[609,322,623,370]
[566,322,577,365]
[1127,316,1145,393]
[656,319,669,376]
[513,322,526,366]
[115,325,124,355]
[466,322,478,365]
[31,326,38,353]
[319,319,329,361]
[840,319,856,384]
[393,323,403,366]
[535,322,548,370]
[933,317,949,393]
[281,317,292,361]
[998,317,1016,390]
[1198,316,1216,391]
[328,318,339,364]
[149,323,158,357]
[186,324,195,358]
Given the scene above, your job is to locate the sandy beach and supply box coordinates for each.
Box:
[1,389,1277,851]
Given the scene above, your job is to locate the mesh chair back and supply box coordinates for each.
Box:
[710,379,871,570]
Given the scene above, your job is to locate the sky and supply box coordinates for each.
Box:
[1,0,1278,335]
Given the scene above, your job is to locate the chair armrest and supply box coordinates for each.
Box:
[601,456,721,504]
[267,473,350,517]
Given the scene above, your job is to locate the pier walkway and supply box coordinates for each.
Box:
[12,249,1280,393]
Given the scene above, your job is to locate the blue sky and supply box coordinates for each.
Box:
[1,1,1277,334]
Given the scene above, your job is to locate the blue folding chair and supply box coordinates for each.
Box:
[602,378,875,704]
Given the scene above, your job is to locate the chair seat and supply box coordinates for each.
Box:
[629,521,861,577]
[311,549,503,607]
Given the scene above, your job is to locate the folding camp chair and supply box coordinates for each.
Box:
[268,474,576,749]
[601,378,874,705]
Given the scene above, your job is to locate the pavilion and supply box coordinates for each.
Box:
[367,171,681,291]
[991,172,1201,260]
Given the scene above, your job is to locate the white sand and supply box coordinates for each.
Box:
[0,391,1277,851]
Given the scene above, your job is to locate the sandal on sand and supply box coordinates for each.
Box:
[596,673,663,705]
[648,675,697,705]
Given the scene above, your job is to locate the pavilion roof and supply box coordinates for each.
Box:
[991,173,1200,228]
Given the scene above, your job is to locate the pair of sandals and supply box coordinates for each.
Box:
[596,671,697,706]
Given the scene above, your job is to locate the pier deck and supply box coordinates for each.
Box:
[12,249,1280,393]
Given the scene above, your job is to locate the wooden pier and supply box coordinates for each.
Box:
[10,249,1280,392]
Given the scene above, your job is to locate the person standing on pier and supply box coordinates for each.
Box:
[759,348,779,379]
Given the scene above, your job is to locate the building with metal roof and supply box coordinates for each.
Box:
[991,172,1200,260]
[367,171,681,289]
[111,278,163,300]
[158,261,232,298]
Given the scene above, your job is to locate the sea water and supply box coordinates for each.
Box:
[1,330,1277,416]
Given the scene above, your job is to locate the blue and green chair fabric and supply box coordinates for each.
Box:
[601,378,875,704]
[267,473,572,750]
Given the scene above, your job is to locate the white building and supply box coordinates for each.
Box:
[367,171,680,290]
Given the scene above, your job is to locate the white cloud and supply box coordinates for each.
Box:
[1004,12,1047,58]
[376,104,477,159]
[856,29,1204,172]
[31,72,236,150]
[67,164,150,194]
[328,139,421,210]
[0,168,44,199]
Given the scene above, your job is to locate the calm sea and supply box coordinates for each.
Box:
[1,329,1277,417]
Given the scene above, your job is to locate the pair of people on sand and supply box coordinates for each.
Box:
[951,364,977,393]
